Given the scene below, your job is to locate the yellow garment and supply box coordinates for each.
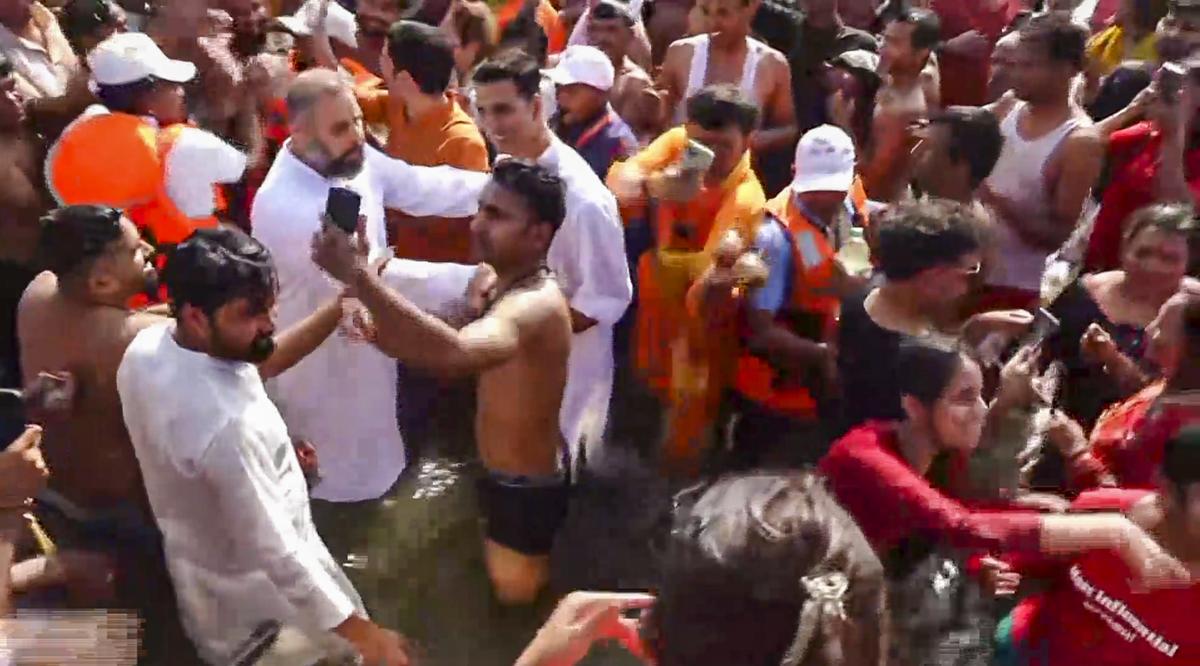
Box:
[1086,26,1158,76]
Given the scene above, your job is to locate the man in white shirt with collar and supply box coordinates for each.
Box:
[250,69,488,558]
[472,50,633,470]
[117,227,410,666]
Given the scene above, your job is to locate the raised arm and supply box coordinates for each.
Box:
[258,295,346,380]
[370,149,490,219]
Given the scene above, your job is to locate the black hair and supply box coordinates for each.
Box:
[592,0,635,25]
[893,7,941,51]
[472,48,543,99]
[896,340,967,407]
[38,205,125,280]
[95,76,160,115]
[1019,11,1088,70]
[1121,202,1198,250]
[497,13,549,67]
[60,0,120,56]
[685,84,760,135]
[1162,425,1200,498]
[929,106,1004,188]
[161,226,278,318]
[874,199,985,281]
[491,158,566,234]
[651,472,885,666]
[386,20,455,95]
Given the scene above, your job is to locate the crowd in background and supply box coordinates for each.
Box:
[0,0,1197,663]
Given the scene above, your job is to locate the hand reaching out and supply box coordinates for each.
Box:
[516,591,655,666]
[311,215,370,285]
[0,426,48,509]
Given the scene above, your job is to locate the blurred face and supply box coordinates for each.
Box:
[697,0,755,44]
[91,217,155,300]
[589,16,632,62]
[0,72,25,130]
[1145,291,1192,375]
[684,122,748,182]
[795,190,848,221]
[1158,11,1200,62]
[222,0,268,40]
[203,295,278,363]
[911,122,958,193]
[929,356,988,454]
[1010,37,1071,103]
[799,0,838,24]
[358,0,400,57]
[1122,225,1191,295]
[142,80,188,126]
[297,91,366,178]
[470,180,548,269]
[988,35,1018,100]
[915,251,983,307]
[555,83,608,124]
[473,80,542,155]
[881,20,925,74]
[0,0,32,28]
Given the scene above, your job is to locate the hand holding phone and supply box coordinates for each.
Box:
[325,187,362,234]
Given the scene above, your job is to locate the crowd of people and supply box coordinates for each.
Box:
[0,0,1197,663]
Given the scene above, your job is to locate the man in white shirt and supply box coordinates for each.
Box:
[250,69,489,556]
[472,50,633,470]
[117,227,410,666]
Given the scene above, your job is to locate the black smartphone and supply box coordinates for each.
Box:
[0,389,26,448]
[325,187,362,234]
[1158,62,1186,104]
[1021,307,1061,350]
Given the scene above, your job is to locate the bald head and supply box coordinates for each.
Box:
[286,69,351,130]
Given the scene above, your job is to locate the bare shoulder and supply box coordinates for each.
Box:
[1063,125,1104,157]
[662,38,695,71]
[17,271,55,310]
[489,278,570,332]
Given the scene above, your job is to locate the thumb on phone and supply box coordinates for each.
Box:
[7,425,42,452]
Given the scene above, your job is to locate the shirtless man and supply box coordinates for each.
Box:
[312,159,572,606]
[585,0,662,141]
[863,6,941,202]
[17,204,348,661]
[658,0,795,191]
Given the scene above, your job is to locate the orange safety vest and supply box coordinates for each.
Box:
[733,186,866,417]
[47,112,220,248]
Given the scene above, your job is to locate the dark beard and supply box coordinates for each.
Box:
[246,332,276,364]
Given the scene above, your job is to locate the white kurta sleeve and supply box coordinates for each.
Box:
[379,259,476,316]
[164,127,250,218]
[367,148,488,219]
[199,419,357,631]
[563,199,632,326]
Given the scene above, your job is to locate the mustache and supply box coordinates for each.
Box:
[247,332,276,363]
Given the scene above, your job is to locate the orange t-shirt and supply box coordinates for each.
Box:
[357,85,490,263]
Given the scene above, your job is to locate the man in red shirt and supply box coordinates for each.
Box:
[995,425,1200,666]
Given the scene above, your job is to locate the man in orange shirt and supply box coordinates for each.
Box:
[358,20,489,261]
[607,84,764,462]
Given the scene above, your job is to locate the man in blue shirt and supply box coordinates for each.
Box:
[548,45,639,180]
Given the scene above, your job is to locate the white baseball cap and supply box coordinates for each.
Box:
[547,45,615,92]
[791,124,857,194]
[88,32,196,87]
[276,0,359,49]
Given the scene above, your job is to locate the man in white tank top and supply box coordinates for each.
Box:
[978,13,1103,310]
[657,0,795,165]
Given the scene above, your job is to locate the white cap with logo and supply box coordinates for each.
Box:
[88,32,197,88]
[276,0,359,49]
[547,45,615,92]
[791,124,857,194]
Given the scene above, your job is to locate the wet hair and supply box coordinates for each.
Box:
[60,0,121,56]
[650,472,886,666]
[386,20,455,95]
[285,69,347,127]
[929,107,1003,188]
[1121,202,1198,250]
[892,7,941,51]
[1162,425,1200,499]
[896,340,967,407]
[686,84,760,135]
[38,205,125,280]
[95,76,159,114]
[873,199,985,281]
[161,226,278,318]
[472,48,543,99]
[491,159,566,234]
[592,0,635,25]
[1018,11,1088,70]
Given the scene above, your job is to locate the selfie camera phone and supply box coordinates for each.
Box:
[325,187,362,234]
[1021,308,1061,350]
[679,140,715,173]
[1158,62,1186,104]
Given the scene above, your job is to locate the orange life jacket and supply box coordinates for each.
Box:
[733,189,865,417]
[47,111,220,248]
